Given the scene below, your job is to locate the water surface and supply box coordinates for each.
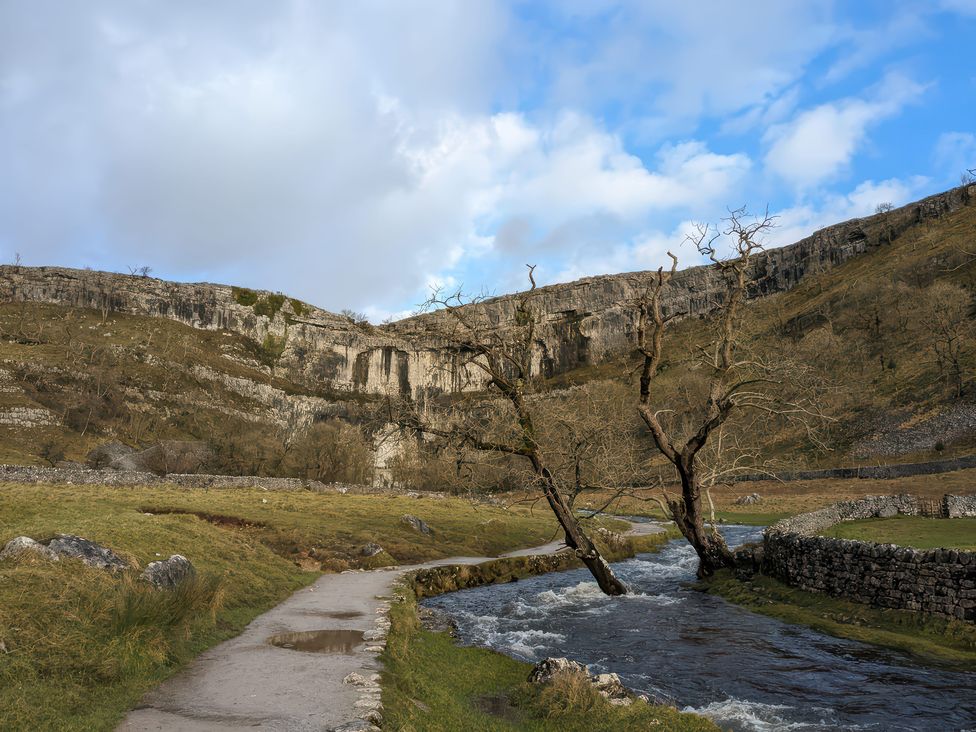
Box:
[424,525,976,731]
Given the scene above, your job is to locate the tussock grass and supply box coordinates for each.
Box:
[382,583,719,732]
[704,571,976,667]
[0,480,564,730]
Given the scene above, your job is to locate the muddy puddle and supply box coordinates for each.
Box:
[267,629,365,654]
[310,610,364,620]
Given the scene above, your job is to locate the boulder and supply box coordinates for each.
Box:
[400,515,432,535]
[361,542,385,557]
[592,672,629,700]
[735,493,762,506]
[0,536,58,562]
[527,657,587,684]
[47,534,130,571]
[140,554,194,589]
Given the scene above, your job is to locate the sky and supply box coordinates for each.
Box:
[1,1,975,320]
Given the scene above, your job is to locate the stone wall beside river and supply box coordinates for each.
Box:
[760,495,976,622]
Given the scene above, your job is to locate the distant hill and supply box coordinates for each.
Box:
[1,184,973,481]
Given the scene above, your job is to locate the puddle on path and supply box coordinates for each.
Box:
[301,610,364,620]
[267,629,365,654]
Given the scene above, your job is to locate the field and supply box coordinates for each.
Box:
[822,515,976,550]
[0,482,574,731]
[576,468,976,526]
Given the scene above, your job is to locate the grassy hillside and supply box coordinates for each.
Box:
[534,194,976,471]
[0,482,567,730]
[1,189,974,481]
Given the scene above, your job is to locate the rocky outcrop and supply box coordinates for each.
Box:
[46,534,131,571]
[1,534,131,571]
[4,186,970,398]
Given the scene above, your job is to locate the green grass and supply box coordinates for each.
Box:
[821,516,976,550]
[0,481,567,731]
[382,583,719,732]
[704,571,976,667]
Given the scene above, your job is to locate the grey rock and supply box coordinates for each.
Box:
[527,657,587,684]
[0,536,58,562]
[735,493,762,506]
[361,542,384,557]
[592,672,629,700]
[400,515,432,535]
[47,534,130,571]
[140,554,194,589]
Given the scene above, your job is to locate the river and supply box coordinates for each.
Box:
[423,524,976,731]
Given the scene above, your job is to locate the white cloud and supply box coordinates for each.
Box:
[934,132,976,181]
[767,176,931,247]
[764,75,926,189]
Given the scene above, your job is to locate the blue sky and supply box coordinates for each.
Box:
[1,1,974,319]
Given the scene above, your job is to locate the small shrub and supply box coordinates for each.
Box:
[254,294,286,319]
[39,441,65,467]
[935,441,946,452]
[289,298,309,317]
[231,286,258,307]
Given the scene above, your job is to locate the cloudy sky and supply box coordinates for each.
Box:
[2,1,975,319]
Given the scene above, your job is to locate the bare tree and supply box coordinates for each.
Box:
[632,208,827,577]
[390,267,629,595]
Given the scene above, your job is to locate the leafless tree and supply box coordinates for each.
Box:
[632,208,828,577]
[389,267,629,595]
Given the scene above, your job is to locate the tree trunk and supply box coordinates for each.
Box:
[538,467,628,596]
[670,463,735,579]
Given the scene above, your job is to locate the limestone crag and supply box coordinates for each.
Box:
[3,185,971,397]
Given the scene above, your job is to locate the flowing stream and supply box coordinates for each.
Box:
[423,524,976,731]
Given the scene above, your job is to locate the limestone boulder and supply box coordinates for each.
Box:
[140,554,195,589]
[400,515,432,535]
[0,536,59,562]
[527,657,587,684]
[47,534,130,571]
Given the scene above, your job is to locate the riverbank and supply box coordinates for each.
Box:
[704,570,976,667]
[384,540,718,731]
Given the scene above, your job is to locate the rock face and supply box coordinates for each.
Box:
[400,515,432,534]
[46,534,130,571]
[140,554,195,589]
[3,186,970,398]
[0,536,59,561]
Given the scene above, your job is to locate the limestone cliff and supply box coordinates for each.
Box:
[2,185,971,398]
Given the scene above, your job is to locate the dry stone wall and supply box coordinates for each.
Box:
[761,495,976,622]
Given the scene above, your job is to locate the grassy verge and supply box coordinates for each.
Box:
[382,582,718,731]
[820,515,976,550]
[703,571,976,667]
[0,481,566,731]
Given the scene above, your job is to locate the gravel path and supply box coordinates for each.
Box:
[117,519,663,732]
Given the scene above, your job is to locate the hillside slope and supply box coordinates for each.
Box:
[0,184,973,476]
